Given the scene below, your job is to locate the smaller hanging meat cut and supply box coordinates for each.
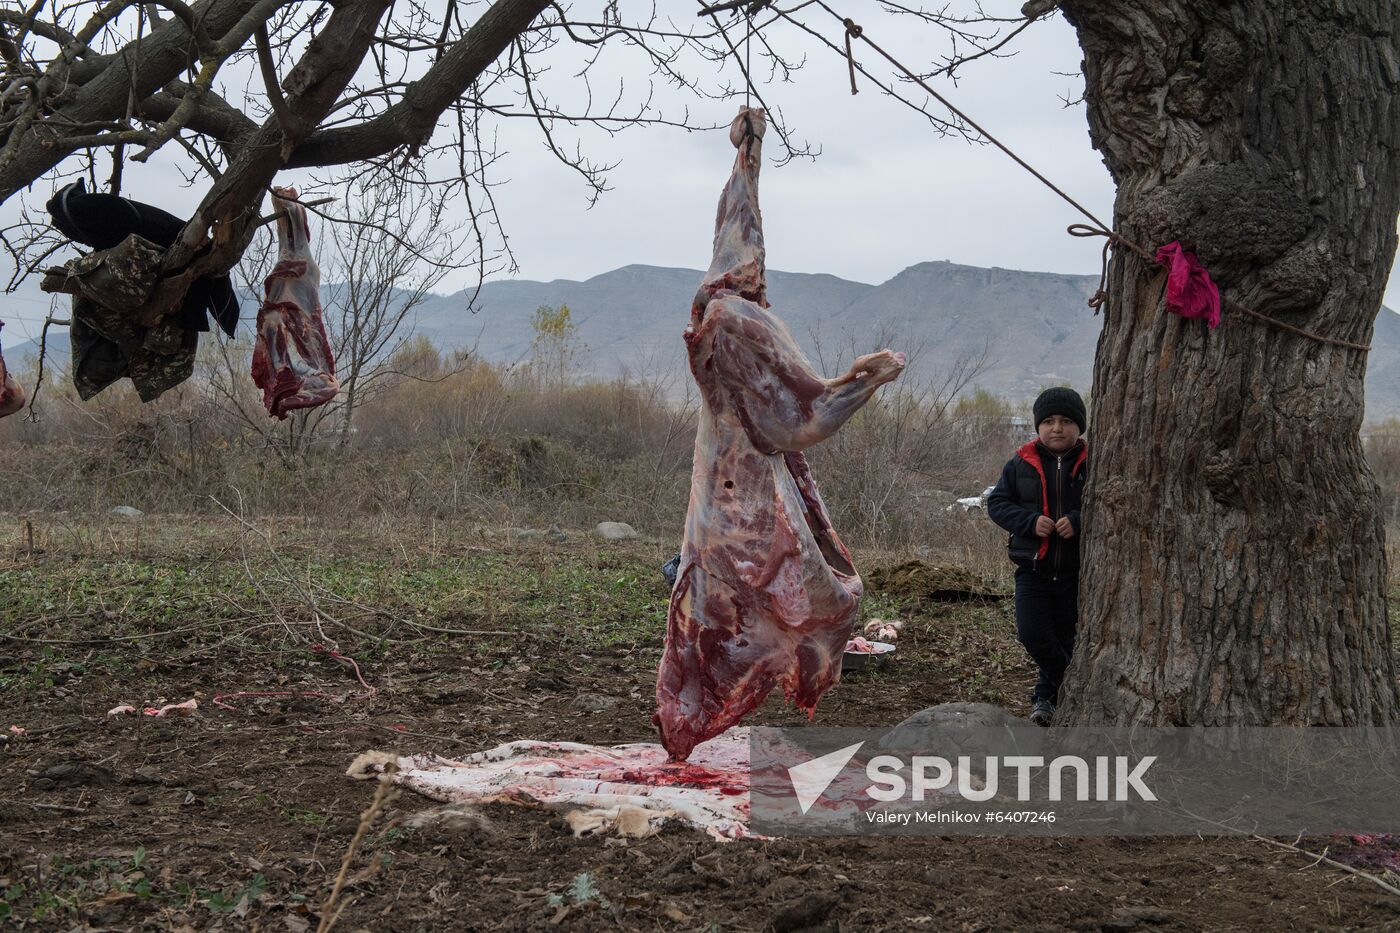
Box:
[0,322,25,418]
[252,188,339,419]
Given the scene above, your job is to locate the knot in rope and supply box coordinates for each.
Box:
[1063,223,1371,350]
[843,18,863,94]
[1067,223,1148,313]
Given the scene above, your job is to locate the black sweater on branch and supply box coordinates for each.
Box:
[46,179,239,337]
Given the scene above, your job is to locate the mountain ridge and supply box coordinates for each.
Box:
[9,260,1400,418]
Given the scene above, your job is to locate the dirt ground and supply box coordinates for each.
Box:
[2,516,1398,931]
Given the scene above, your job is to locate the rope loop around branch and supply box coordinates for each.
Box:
[842,18,862,94]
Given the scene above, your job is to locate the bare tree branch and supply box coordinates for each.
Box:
[285,0,551,168]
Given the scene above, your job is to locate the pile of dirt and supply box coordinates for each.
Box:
[866,560,1005,603]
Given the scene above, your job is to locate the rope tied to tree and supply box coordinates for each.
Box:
[825,7,1372,354]
[1067,223,1142,312]
[1066,225,1372,352]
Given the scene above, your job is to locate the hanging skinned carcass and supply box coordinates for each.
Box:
[252,188,339,419]
[654,108,906,761]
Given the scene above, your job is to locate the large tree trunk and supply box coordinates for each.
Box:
[1056,0,1400,725]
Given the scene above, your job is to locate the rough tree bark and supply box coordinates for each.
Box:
[1056,1,1400,725]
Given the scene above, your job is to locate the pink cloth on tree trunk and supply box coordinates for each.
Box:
[1154,241,1221,328]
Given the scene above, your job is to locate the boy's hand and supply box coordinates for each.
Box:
[1034,516,1055,537]
[1055,516,1075,539]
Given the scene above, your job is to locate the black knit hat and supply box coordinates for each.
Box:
[1033,386,1086,433]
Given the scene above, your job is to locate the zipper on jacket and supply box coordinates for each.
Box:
[1053,453,1063,581]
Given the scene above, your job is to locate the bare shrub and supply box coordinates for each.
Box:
[0,326,1016,557]
[1364,419,1400,529]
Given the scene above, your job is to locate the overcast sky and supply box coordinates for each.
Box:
[433,5,1400,313]
[480,8,1117,289]
[2,3,1397,348]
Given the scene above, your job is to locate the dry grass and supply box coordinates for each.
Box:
[14,341,1397,577]
[0,343,1020,551]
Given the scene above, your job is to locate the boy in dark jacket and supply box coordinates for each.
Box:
[987,387,1088,727]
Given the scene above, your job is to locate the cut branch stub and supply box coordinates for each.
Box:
[285,0,551,168]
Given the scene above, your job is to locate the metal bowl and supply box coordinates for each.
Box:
[841,640,896,673]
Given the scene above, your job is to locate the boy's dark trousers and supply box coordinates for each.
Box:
[1014,568,1077,705]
